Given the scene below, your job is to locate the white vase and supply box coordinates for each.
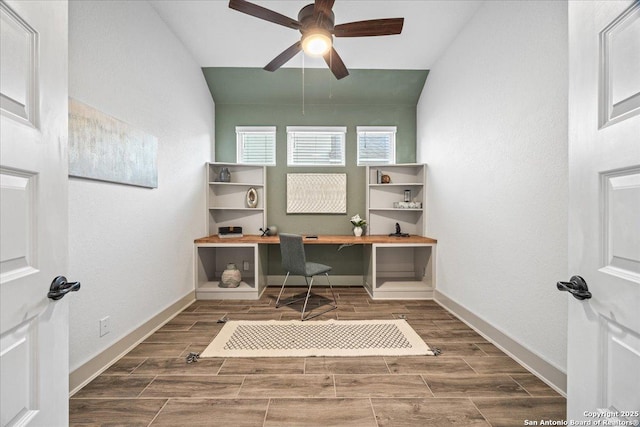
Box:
[353,226,363,237]
[220,263,241,288]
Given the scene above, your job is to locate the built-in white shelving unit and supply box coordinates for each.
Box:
[207,162,267,235]
[364,164,434,299]
[366,164,426,236]
[196,163,268,299]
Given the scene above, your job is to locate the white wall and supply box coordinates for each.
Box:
[68,0,214,372]
[417,1,568,372]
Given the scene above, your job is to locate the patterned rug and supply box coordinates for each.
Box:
[200,319,435,358]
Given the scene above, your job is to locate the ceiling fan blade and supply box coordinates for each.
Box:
[264,41,302,72]
[323,47,349,80]
[229,0,301,30]
[333,18,404,37]
[313,0,335,26]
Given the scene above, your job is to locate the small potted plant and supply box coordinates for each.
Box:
[350,214,367,237]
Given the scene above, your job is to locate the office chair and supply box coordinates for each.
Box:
[276,233,337,320]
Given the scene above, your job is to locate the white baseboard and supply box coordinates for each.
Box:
[69,291,195,396]
[266,275,364,287]
[434,289,567,396]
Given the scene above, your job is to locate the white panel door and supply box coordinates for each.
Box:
[567,0,640,423]
[0,1,71,426]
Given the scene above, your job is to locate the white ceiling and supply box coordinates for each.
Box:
[150,0,484,70]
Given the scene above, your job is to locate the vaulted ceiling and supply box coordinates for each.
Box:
[150,1,484,70]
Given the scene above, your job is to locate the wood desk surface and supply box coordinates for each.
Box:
[194,234,437,245]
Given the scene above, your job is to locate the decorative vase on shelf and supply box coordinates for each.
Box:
[353,226,363,237]
[246,187,258,208]
[218,167,231,183]
[220,263,241,288]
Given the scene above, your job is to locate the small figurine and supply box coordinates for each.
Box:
[389,222,409,237]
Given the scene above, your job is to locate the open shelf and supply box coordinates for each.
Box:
[208,163,265,185]
[198,281,255,290]
[369,208,423,212]
[209,207,265,211]
[209,181,264,187]
[368,209,424,237]
[196,281,259,300]
[365,243,435,300]
[195,243,267,300]
[206,163,266,235]
[370,280,434,300]
[369,183,423,187]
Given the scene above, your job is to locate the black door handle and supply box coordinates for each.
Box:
[556,275,591,300]
[48,276,81,300]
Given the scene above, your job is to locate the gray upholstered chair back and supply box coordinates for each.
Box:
[279,233,307,276]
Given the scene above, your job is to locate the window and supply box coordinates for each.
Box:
[287,126,346,166]
[236,126,276,166]
[357,126,396,165]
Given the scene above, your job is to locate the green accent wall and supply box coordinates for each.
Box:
[203,68,429,105]
[203,67,428,275]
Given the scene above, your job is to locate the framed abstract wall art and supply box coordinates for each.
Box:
[69,98,158,188]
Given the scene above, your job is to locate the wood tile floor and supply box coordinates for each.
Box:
[70,287,566,426]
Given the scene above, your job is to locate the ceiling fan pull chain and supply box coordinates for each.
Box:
[302,54,305,115]
[329,49,333,99]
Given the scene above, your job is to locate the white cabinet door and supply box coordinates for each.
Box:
[0,1,71,425]
[567,0,640,423]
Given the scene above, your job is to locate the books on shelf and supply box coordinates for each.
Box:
[218,226,243,238]
[219,233,243,238]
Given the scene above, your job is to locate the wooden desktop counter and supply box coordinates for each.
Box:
[195,234,437,245]
[194,234,437,300]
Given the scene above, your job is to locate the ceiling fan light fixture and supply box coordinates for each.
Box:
[301,30,332,57]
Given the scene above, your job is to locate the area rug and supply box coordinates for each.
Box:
[200,319,435,358]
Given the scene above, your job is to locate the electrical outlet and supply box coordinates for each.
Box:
[243,260,249,271]
[99,316,111,337]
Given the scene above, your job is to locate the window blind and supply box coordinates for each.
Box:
[287,126,346,166]
[357,126,396,165]
[236,126,276,166]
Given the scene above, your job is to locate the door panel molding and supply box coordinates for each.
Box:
[599,1,640,128]
[0,317,39,426]
[0,0,39,128]
[599,166,640,283]
[0,168,39,284]
[598,315,640,416]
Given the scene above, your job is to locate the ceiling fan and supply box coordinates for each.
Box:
[228,0,404,80]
